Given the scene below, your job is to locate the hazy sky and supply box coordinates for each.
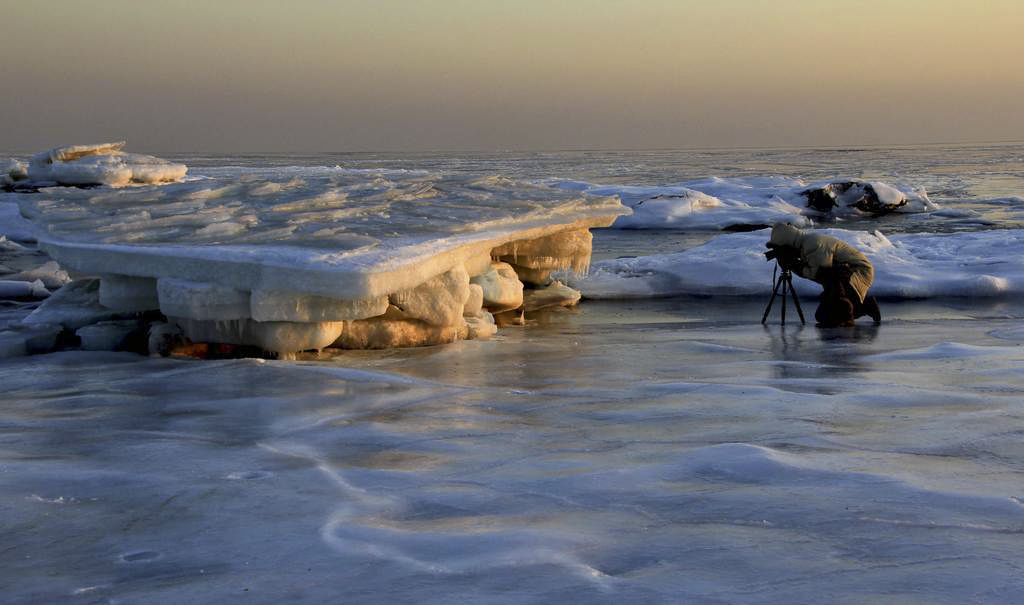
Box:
[3,0,1022,152]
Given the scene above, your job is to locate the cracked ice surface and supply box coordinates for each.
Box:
[18,174,626,300]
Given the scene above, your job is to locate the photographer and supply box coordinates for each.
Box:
[766,223,881,327]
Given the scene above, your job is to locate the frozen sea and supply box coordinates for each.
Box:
[3,145,1024,604]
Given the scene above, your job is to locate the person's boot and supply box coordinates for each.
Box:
[862,296,881,324]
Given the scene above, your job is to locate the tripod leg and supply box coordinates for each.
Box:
[761,273,784,324]
[788,275,806,324]
[781,274,787,325]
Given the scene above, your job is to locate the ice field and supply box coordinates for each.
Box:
[2,298,1023,603]
[2,143,1024,603]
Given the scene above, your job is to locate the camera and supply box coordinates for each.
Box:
[765,243,802,269]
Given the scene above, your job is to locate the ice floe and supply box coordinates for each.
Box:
[568,228,1024,299]
[551,176,937,230]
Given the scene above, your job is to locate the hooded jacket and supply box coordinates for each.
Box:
[768,224,874,303]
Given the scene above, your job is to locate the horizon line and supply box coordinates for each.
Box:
[4,138,1024,157]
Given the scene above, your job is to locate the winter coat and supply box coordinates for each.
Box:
[768,224,874,303]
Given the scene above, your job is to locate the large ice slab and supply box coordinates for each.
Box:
[551,176,937,230]
[13,173,623,353]
[21,174,626,301]
[568,228,1024,299]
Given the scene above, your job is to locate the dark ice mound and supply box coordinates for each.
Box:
[803,181,913,216]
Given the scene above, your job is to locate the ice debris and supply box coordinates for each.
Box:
[551,176,937,230]
[0,279,49,299]
[14,142,188,187]
[471,262,525,312]
[335,316,467,350]
[3,260,70,289]
[76,320,141,351]
[0,324,62,358]
[3,159,28,187]
[169,317,345,359]
[23,279,134,330]
[389,266,470,327]
[522,281,582,311]
[800,180,933,216]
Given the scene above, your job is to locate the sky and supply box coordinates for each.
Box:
[2,0,1023,152]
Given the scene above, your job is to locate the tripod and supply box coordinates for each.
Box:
[761,262,806,325]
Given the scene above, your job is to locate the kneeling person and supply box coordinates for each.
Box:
[767,223,881,327]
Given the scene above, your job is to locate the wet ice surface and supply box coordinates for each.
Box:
[3,298,1023,604]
